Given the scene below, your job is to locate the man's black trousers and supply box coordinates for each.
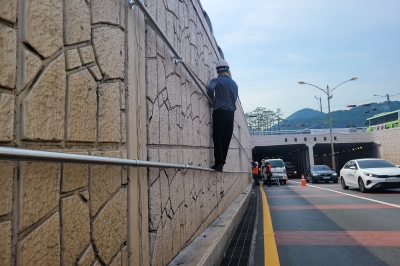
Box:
[212,109,234,165]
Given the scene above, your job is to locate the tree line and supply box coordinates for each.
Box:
[245,107,285,131]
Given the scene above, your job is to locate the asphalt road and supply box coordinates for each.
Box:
[255,179,400,266]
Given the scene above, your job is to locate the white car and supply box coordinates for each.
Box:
[340,159,400,193]
[263,159,287,185]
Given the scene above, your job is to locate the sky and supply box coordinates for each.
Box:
[199,0,400,117]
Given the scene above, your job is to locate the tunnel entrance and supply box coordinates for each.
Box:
[252,142,380,177]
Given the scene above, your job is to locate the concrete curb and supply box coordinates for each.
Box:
[169,183,253,266]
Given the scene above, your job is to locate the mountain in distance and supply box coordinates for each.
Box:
[286,108,321,120]
[281,101,400,129]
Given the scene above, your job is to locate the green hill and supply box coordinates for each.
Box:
[281,101,400,129]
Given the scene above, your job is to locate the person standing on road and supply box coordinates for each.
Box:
[260,158,266,182]
[264,161,272,187]
[207,59,238,172]
[252,161,259,186]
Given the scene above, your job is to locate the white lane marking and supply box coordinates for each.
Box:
[289,181,400,209]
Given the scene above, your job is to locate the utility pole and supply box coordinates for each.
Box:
[386,94,390,111]
[374,93,391,111]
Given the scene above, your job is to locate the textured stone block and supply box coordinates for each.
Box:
[93,188,127,264]
[91,151,121,215]
[159,104,169,144]
[146,59,158,101]
[25,0,63,58]
[20,162,60,230]
[156,56,165,85]
[22,49,42,88]
[76,245,95,266]
[0,0,17,23]
[121,246,127,265]
[147,99,160,145]
[65,0,91,45]
[148,149,159,185]
[150,229,163,266]
[146,27,157,58]
[98,82,121,142]
[121,111,126,143]
[88,66,103,80]
[109,250,122,266]
[120,83,125,110]
[149,178,161,231]
[172,206,182,256]
[19,213,60,265]
[78,46,95,65]
[62,195,91,265]
[93,27,124,79]
[170,171,184,214]
[0,24,16,89]
[67,69,97,142]
[62,153,89,192]
[22,55,66,141]
[0,94,14,142]
[0,161,13,216]
[156,0,167,33]
[92,0,119,25]
[163,217,173,264]
[79,190,89,201]
[121,150,127,184]
[120,0,126,29]
[66,49,82,70]
[0,221,11,265]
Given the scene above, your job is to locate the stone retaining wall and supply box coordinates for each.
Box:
[0,0,252,265]
[144,0,251,264]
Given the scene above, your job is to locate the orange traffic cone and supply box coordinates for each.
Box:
[301,174,307,186]
[286,176,289,182]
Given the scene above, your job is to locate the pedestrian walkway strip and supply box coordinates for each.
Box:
[260,186,280,266]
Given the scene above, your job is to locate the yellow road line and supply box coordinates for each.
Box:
[260,186,280,266]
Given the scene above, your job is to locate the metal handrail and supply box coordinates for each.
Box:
[0,147,214,171]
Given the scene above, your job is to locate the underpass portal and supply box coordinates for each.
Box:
[252,142,380,176]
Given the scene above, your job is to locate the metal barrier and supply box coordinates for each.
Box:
[0,147,213,171]
[250,127,368,136]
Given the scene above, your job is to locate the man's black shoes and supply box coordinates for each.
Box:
[211,164,223,172]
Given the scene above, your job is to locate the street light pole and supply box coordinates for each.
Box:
[298,77,358,172]
[315,96,323,128]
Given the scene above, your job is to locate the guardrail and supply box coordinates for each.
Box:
[250,127,367,136]
[0,147,214,171]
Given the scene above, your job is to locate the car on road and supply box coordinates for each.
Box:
[284,161,297,176]
[305,165,338,183]
[340,158,400,193]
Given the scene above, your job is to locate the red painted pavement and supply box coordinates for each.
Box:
[269,204,398,210]
[275,231,400,246]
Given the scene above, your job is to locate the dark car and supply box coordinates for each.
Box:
[305,165,338,183]
[284,161,297,176]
